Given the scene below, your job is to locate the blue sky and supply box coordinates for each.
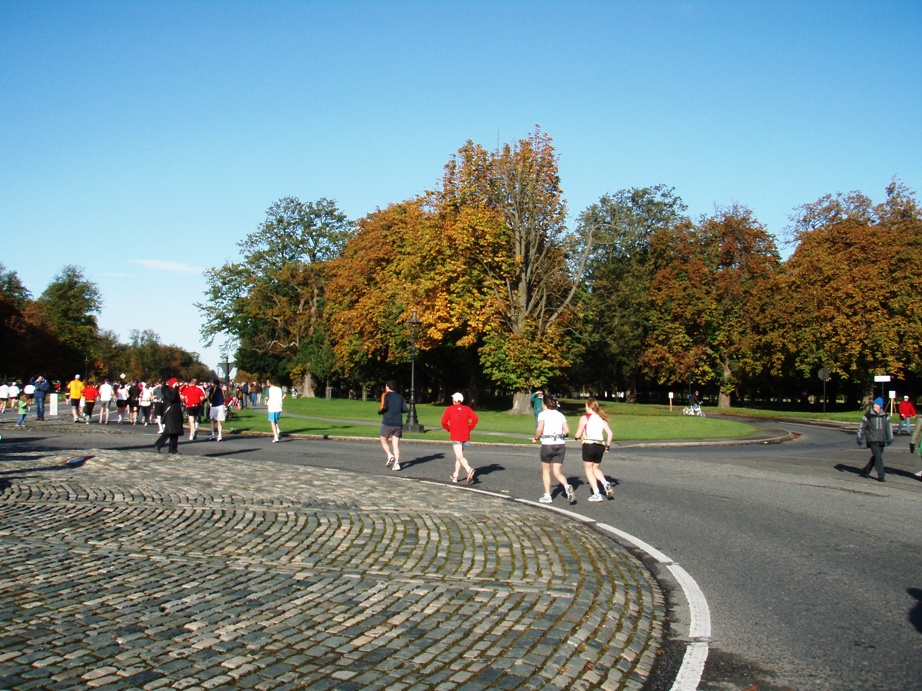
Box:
[2,1,920,373]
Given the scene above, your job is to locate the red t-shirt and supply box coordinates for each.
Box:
[182,385,205,406]
[82,385,98,402]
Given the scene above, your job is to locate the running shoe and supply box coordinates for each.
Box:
[538,494,553,504]
[466,468,476,484]
[392,462,401,471]
[565,484,575,504]
[386,454,395,468]
[588,493,604,502]
[604,482,614,499]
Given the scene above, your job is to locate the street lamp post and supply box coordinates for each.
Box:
[405,309,424,433]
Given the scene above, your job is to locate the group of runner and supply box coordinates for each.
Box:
[378,381,616,504]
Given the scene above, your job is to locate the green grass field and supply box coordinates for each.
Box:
[222,397,761,442]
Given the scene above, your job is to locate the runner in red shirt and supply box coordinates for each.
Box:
[440,392,479,484]
[181,380,206,440]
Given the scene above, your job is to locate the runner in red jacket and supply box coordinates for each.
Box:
[441,392,479,484]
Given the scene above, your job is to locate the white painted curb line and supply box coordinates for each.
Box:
[419,480,711,690]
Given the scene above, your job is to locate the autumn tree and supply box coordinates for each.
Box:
[776,182,922,400]
[198,197,351,394]
[578,186,688,401]
[326,129,593,409]
[641,205,782,407]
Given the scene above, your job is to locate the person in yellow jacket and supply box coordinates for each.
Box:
[67,375,85,422]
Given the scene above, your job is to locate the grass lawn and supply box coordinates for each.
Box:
[223,397,759,442]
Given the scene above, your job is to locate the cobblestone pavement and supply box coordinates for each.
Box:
[0,442,665,690]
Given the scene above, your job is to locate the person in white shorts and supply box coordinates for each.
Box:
[208,380,226,441]
[97,378,114,424]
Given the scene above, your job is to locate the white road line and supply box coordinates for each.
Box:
[426,479,712,691]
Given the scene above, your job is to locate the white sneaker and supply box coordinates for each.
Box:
[392,462,401,471]
[272,436,278,443]
[604,482,614,499]
[386,454,395,467]
[588,493,604,502]
[565,484,575,504]
[538,493,552,504]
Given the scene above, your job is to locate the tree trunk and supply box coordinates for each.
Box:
[718,356,732,408]
[511,390,531,415]
[301,370,315,398]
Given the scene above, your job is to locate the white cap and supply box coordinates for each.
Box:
[904,395,909,400]
[451,392,464,403]
[75,374,81,379]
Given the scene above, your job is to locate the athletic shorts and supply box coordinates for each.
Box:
[209,405,226,421]
[539,443,566,464]
[581,443,605,464]
[70,398,81,408]
[99,399,112,410]
[116,400,128,409]
[186,405,201,418]
[128,399,139,410]
[268,411,281,423]
[380,424,403,439]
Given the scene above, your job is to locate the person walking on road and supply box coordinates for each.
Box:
[154,378,184,454]
[441,392,478,484]
[67,375,84,422]
[897,395,916,435]
[31,375,50,421]
[530,389,545,427]
[574,398,615,502]
[379,380,408,471]
[208,380,226,441]
[857,396,893,482]
[266,379,285,443]
[82,380,98,424]
[97,378,113,424]
[533,394,574,504]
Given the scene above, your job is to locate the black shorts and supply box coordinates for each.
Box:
[116,400,128,409]
[581,443,605,464]
[186,405,202,418]
[70,399,81,408]
[539,443,566,464]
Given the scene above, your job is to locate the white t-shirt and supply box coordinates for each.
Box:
[266,386,284,413]
[538,409,567,444]
[0,384,8,399]
[98,383,113,401]
[582,413,606,442]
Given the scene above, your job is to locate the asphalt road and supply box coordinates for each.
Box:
[6,417,922,690]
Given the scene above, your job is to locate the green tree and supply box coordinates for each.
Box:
[38,265,102,373]
[198,197,351,394]
[578,186,688,401]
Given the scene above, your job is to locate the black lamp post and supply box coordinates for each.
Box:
[405,309,423,433]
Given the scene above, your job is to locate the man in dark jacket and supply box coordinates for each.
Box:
[30,375,50,421]
[378,380,409,471]
[154,378,185,455]
[857,397,893,482]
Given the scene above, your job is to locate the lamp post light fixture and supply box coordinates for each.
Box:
[405,309,424,433]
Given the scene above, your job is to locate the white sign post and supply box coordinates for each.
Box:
[668,391,674,412]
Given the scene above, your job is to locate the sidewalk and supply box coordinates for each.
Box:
[0,427,667,690]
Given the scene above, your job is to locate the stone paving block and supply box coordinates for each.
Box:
[0,446,665,690]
